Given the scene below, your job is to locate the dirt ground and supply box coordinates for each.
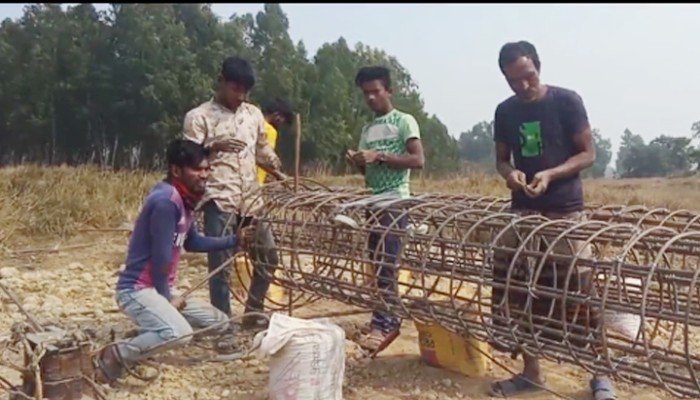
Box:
[0,232,678,400]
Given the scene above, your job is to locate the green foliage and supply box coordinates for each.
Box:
[0,3,460,174]
[459,121,494,165]
[583,129,612,178]
[616,128,698,178]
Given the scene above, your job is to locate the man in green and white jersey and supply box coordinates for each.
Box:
[346,66,425,355]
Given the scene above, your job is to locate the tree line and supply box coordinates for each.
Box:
[458,121,700,178]
[1,3,696,178]
[0,3,460,174]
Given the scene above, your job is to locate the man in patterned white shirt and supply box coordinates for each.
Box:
[183,56,283,333]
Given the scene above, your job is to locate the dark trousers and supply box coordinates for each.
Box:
[202,200,278,316]
[367,211,408,333]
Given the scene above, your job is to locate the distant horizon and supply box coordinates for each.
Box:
[2,3,699,165]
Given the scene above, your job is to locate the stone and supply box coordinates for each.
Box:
[0,267,19,278]
[68,262,84,270]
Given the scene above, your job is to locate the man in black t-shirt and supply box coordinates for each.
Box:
[489,41,616,400]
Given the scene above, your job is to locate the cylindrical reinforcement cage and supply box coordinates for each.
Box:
[223,181,700,398]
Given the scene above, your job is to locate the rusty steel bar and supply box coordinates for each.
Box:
[293,113,301,193]
[226,185,700,398]
[262,188,700,232]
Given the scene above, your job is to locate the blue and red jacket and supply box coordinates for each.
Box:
[116,181,236,300]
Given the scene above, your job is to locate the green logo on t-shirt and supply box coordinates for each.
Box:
[519,121,543,157]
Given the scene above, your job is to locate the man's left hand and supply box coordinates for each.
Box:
[345,149,358,166]
[525,170,553,198]
[352,150,379,166]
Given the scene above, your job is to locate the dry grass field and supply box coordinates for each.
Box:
[1,165,699,400]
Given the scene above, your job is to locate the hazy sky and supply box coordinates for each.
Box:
[2,3,700,162]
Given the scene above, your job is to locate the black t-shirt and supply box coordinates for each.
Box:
[494,85,589,213]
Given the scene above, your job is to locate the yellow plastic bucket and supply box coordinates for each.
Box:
[415,321,490,377]
[233,256,287,305]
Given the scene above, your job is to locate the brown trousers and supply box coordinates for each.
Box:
[491,210,600,350]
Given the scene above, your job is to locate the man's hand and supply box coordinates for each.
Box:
[170,296,186,311]
[258,163,286,181]
[236,224,257,252]
[270,156,282,171]
[270,170,288,181]
[345,149,358,166]
[505,169,528,192]
[210,137,247,154]
[352,150,379,167]
[525,170,552,198]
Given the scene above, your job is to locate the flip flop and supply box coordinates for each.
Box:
[590,377,617,400]
[331,214,360,230]
[240,314,269,332]
[358,328,401,358]
[214,332,241,354]
[489,374,545,397]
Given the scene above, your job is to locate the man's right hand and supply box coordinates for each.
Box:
[505,169,528,192]
[272,170,289,181]
[345,149,357,166]
[210,137,247,154]
[170,296,186,311]
[236,224,257,252]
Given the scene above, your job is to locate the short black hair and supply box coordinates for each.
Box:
[166,139,209,170]
[221,56,255,91]
[262,97,294,124]
[498,41,541,72]
[355,66,391,90]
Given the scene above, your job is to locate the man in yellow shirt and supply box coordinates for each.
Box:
[257,98,294,184]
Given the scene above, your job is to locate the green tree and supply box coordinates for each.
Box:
[247,4,314,170]
[107,4,204,167]
[650,135,693,173]
[0,17,24,163]
[616,129,695,178]
[4,4,64,164]
[459,121,494,164]
[421,115,460,173]
[616,129,645,177]
[0,3,461,174]
[306,38,360,170]
[584,129,612,178]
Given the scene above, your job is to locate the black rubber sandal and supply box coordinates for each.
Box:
[489,374,545,397]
